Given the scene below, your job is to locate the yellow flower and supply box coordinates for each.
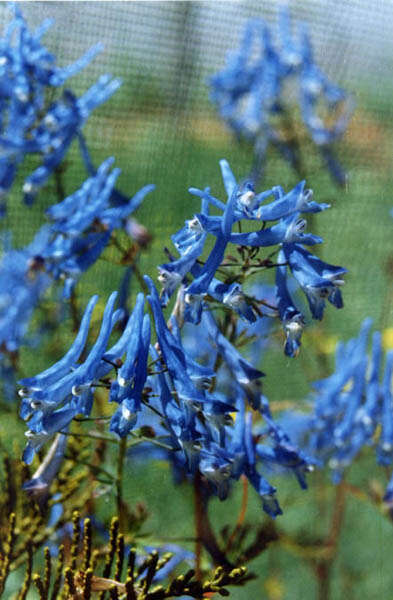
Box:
[382,328,393,351]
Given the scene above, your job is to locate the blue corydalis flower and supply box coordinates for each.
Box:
[20,292,121,462]
[275,251,304,357]
[0,4,121,209]
[283,243,347,320]
[159,159,342,356]
[22,78,122,204]
[160,159,328,327]
[36,157,153,296]
[210,8,353,184]
[108,294,150,435]
[0,233,51,354]
[290,320,393,498]
[23,433,68,498]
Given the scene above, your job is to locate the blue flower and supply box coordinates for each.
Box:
[39,158,153,295]
[298,23,354,147]
[283,243,347,320]
[0,4,120,209]
[291,320,393,497]
[275,251,305,357]
[20,292,122,461]
[23,433,68,498]
[0,233,51,353]
[210,8,353,183]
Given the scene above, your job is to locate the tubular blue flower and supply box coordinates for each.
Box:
[283,243,347,320]
[22,292,117,415]
[109,314,151,437]
[275,251,305,357]
[229,397,282,517]
[185,235,228,296]
[228,213,322,247]
[202,311,264,410]
[291,321,393,496]
[145,275,215,407]
[19,292,120,460]
[22,407,75,465]
[258,396,316,490]
[23,433,68,497]
[209,7,353,184]
[0,4,121,209]
[0,233,51,354]
[19,294,98,392]
[38,159,154,294]
[22,78,122,204]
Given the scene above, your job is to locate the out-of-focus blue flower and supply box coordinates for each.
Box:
[202,310,264,407]
[31,158,153,297]
[0,3,121,209]
[289,320,393,500]
[0,233,51,353]
[23,432,68,498]
[22,79,122,204]
[298,23,354,148]
[210,7,353,184]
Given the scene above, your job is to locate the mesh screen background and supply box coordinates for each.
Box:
[0,5,392,596]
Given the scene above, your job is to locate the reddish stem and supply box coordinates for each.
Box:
[225,475,249,553]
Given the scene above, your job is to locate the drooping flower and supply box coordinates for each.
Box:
[287,320,393,499]
[282,243,347,320]
[210,7,353,184]
[158,159,345,355]
[0,3,121,209]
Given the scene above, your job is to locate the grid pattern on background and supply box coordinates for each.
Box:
[0,5,393,599]
[0,0,392,399]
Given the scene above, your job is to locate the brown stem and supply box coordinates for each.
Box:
[314,480,347,600]
[326,480,346,549]
[116,437,127,532]
[193,472,233,578]
[69,287,81,333]
[225,475,248,553]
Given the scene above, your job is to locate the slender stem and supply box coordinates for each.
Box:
[69,287,81,333]
[314,480,347,600]
[193,472,233,572]
[61,430,118,444]
[193,472,204,581]
[326,480,346,549]
[116,437,127,531]
[225,475,249,553]
[131,262,149,295]
[54,164,66,202]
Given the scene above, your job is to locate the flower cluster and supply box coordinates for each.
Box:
[159,159,346,356]
[20,278,314,517]
[0,3,121,210]
[0,158,153,401]
[284,319,393,500]
[210,8,353,184]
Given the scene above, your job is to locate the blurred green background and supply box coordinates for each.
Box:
[1,1,393,598]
